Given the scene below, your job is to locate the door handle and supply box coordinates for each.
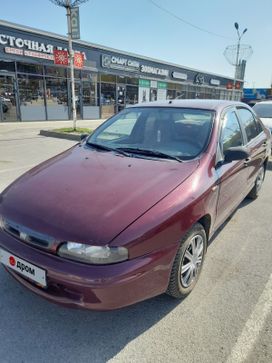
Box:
[262,141,267,146]
[244,157,251,166]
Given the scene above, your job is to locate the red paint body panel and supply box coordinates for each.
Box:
[1,145,198,246]
[0,231,178,310]
[0,100,270,310]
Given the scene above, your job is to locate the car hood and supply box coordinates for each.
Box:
[260,117,272,130]
[0,145,199,245]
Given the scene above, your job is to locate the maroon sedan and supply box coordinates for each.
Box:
[0,100,270,310]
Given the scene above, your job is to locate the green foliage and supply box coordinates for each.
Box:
[53,127,92,134]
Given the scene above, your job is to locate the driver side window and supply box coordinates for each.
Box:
[221,111,243,153]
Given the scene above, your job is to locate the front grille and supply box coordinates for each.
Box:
[2,217,55,250]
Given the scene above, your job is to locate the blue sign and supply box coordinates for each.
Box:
[243,88,268,100]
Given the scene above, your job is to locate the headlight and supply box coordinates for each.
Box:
[57,242,128,265]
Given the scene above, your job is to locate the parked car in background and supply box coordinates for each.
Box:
[0,100,270,310]
[253,100,272,135]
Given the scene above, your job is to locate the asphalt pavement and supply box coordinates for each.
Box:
[0,122,272,363]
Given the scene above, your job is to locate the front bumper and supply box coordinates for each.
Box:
[0,230,178,310]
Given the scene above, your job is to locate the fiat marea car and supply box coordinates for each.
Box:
[0,100,270,310]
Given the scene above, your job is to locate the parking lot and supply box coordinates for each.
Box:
[0,122,272,363]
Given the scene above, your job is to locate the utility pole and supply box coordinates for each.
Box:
[50,0,88,130]
[66,1,77,130]
[232,22,247,100]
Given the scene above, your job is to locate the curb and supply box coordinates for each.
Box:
[39,130,82,141]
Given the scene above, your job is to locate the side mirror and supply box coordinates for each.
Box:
[80,133,89,141]
[224,146,250,163]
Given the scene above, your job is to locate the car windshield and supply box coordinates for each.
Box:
[87,107,214,160]
[253,103,272,118]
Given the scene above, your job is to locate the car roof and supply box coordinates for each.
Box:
[128,99,248,113]
[253,100,272,105]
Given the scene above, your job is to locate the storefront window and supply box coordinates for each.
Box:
[100,82,116,119]
[211,88,220,99]
[73,69,81,79]
[0,75,17,121]
[0,60,15,72]
[101,74,116,83]
[126,77,138,85]
[83,80,97,106]
[45,77,68,120]
[18,74,46,120]
[17,62,43,74]
[167,89,176,99]
[126,85,138,105]
[45,66,67,78]
[168,83,176,90]
[188,85,196,99]
[205,88,211,99]
[117,75,127,84]
[82,74,99,119]
[100,83,115,105]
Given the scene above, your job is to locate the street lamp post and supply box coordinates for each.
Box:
[232,22,247,100]
[66,1,77,130]
[50,0,88,130]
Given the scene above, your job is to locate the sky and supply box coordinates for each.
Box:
[1,0,272,88]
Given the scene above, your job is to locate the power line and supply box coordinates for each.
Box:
[148,0,233,40]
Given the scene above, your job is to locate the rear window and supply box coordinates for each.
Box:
[253,103,272,118]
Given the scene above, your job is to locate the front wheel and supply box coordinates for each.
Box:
[166,223,207,299]
[247,165,265,200]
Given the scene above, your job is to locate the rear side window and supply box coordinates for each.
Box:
[237,108,261,142]
[221,111,243,153]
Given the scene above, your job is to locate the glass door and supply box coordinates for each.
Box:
[0,74,18,121]
[116,84,126,113]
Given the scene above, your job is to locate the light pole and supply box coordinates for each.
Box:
[50,0,88,130]
[232,22,247,100]
[66,1,77,130]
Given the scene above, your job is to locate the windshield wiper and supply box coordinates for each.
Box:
[117,147,182,162]
[86,142,130,157]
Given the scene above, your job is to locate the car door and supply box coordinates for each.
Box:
[214,107,249,230]
[236,107,268,188]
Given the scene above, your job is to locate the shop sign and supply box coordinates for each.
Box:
[54,49,69,65]
[0,33,86,62]
[140,65,169,77]
[194,73,205,84]
[74,52,84,68]
[101,54,140,72]
[70,7,80,40]
[139,79,150,88]
[158,81,167,89]
[5,46,54,60]
[210,79,220,86]
[172,71,187,80]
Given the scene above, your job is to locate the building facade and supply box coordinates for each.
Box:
[0,20,243,122]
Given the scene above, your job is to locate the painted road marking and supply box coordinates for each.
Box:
[227,273,272,363]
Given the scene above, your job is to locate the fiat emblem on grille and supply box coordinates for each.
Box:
[20,232,28,241]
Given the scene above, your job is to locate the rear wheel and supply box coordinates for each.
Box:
[247,165,265,200]
[167,223,207,299]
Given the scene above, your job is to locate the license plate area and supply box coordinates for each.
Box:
[0,248,47,287]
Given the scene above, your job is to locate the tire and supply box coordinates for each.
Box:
[247,165,265,200]
[166,223,207,299]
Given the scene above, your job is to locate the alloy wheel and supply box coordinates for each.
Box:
[256,167,265,193]
[180,234,204,288]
